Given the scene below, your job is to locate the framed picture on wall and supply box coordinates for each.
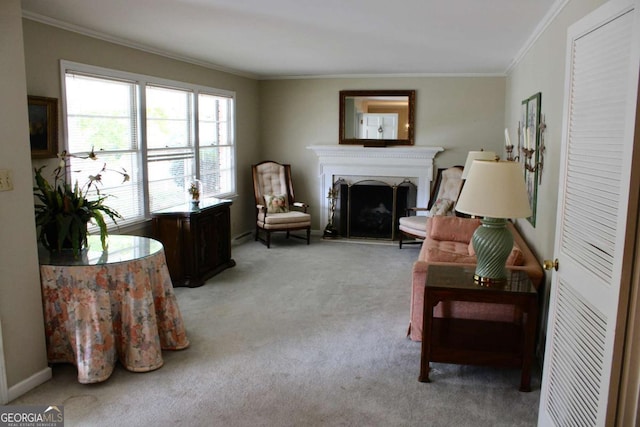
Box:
[28,95,58,159]
[520,92,541,226]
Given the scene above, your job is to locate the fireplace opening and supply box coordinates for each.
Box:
[336,180,415,240]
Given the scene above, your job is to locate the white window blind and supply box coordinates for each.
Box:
[64,72,144,226]
[146,84,196,212]
[198,93,234,197]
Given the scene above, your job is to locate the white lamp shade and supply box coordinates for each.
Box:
[461,151,497,179]
[455,160,532,219]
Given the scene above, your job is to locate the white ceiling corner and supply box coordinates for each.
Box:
[20,0,561,79]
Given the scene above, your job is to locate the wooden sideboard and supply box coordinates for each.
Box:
[152,198,235,287]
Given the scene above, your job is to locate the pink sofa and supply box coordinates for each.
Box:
[408,216,544,341]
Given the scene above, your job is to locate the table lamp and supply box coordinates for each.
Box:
[455,160,532,283]
[461,150,497,180]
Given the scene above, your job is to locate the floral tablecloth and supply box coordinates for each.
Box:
[39,238,189,383]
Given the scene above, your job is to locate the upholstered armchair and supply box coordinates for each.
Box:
[398,166,464,248]
[252,161,311,248]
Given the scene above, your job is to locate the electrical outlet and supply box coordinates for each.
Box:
[0,169,13,192]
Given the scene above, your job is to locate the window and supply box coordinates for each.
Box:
[64,72,144,223]
[61,61,236,227]
[198,93,235,196]
[145,85,195,212]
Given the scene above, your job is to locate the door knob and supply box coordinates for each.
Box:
[543,259,559,271]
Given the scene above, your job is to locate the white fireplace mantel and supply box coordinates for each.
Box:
[307,145,444,228]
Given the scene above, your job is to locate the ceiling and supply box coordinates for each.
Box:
[20,0,559,79]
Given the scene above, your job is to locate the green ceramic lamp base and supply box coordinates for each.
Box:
[471,217,513,283]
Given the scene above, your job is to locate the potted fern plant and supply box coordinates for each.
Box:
[33,149,128,256]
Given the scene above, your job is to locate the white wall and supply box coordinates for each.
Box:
[0,0,50,399]
[504,0,607,336]
[259,77,506,229]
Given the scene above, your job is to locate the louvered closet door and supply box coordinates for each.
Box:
[538,1,639,426]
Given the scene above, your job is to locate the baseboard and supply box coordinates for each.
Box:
[7,367,52,403]
[232,230,253,246]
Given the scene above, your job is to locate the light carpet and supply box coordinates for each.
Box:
[11,235,541,426]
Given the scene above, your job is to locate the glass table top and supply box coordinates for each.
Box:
[426,265,537,294]
[38,235,164,266]
[151,197,232,215]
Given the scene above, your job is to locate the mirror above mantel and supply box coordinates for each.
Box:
[339,90,415,147]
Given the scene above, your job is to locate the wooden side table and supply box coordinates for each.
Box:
[152,198,235,287]
[419,265,538,392]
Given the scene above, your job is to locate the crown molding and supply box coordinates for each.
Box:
[21,11,259,80]
[258,72,506,81]
[505,0,570,74]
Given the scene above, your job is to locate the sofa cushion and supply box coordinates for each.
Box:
[399,215,428,238]
[426,246,477,263]
[421,238,474,263]
[258,210,309,224]
[468,241,525,266]
[429,216,481,243]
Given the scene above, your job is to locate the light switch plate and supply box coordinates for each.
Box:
[0,169,14,191]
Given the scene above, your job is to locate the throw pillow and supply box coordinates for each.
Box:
[506,245,525,266]
[264,194,289,213]
[429,198,454,216]
[468,241,525,266]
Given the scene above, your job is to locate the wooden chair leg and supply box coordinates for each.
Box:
[399,231,404,249]
[306,227,310,244]
[266,230,271,248]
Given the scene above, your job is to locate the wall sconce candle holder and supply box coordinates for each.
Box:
[520,92,543,226]
[504,127,519,162]
[505,143,519,162]
[520,114,546,184]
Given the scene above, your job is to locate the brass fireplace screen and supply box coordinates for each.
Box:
[329,179,417,240]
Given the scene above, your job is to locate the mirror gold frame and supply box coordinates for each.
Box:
[339,90,415,146]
